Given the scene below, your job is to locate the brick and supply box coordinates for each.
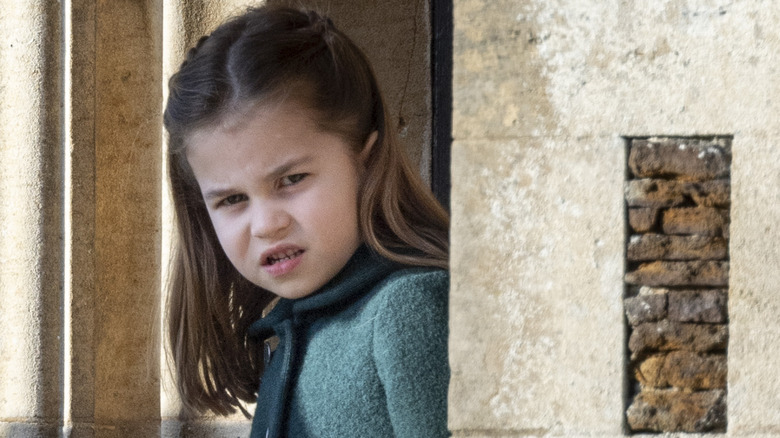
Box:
[627,234,727,261]
[662,207,728,236]
[626,388,726,432]
[628,320,728,357]
[663,351,727,390]
[624,294,667,326]
[628,208,659,233]
[668,289,728,323]
[625,261,729,287]
[629,138,730,181]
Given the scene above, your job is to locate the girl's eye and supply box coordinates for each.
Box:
[219,194,247,207]
[280,173,308,187]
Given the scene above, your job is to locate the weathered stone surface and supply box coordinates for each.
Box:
[628,208,658,233]
[625,261,729,287]
[687,180,730,208]
[629,138,730,181]
[635,354,667,387]
[668,289,728,323]
[635,352,727,390]
[625,179,686,208]
[628,320,728,357]
[627,389,726,432]
[627,234,727,261]
[664,351,727,389]
[662,207,728,236]
[624,294,667,326]
[625,179,731,208]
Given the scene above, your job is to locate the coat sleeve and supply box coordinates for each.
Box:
[372,269,450,437]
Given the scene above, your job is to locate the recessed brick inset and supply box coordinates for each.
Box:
[624,136,730,434]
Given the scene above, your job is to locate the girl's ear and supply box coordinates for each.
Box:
[359,131,378,165]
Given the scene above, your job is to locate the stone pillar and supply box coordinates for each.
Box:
[66,0,164,436]
[0,2,63,435]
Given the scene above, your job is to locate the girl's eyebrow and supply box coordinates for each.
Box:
[202,155,315,201]
[266,155,314,181]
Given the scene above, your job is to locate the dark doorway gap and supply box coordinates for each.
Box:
[431,0,452,212]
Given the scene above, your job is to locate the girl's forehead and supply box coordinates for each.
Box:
[187,99,316,146]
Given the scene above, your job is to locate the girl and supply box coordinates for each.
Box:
[164,5,450,438]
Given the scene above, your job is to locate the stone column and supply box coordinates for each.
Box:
[65,0,164,435]
[0,2,63,436]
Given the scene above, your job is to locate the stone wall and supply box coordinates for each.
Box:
[624,137,730,433]
[449,1,780,437]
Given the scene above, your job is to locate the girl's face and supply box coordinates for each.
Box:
[186,100,372,300]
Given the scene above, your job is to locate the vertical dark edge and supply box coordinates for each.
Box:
[430,0,452,212]
[622,136,632,435]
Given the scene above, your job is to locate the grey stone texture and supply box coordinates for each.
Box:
[450,0,780,436]
[626,389,726,433]
[627,234,727,261]
[629,138,731,181]
[628,321,728,358]
[624,293,667,325]
[668,289,728,323]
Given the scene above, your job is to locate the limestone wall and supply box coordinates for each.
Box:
[449,1,780,436]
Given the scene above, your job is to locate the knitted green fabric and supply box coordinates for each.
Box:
[249,246,449,438]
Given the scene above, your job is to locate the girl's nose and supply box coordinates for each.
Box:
[250,202,292,239]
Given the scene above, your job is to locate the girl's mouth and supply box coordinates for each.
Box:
[262,247,305,277]
[265,249,304,266]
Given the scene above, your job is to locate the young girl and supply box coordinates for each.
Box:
[164,5,450,438]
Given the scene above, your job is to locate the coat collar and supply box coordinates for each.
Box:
[248,245,398,340]
[247,245,401,438]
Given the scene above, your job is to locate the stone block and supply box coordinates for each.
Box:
[628,320,728,357]
[687,180,730,208]
[625,179,730,208]
[663,351,727,390]
[629,138,730,181]
[668,289,728,323]
[625,179,686,208]
[635,352,727,390]
[626,388,726,432]
[627,234,727,261]
[628,208,658,233]
[635,354,667,387]
[624,294,667,326]
[625,261,729,287]
[662,207,728,236]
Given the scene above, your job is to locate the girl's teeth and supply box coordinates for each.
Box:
[268,250,301,265]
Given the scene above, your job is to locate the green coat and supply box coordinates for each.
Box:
[248,246,450,437]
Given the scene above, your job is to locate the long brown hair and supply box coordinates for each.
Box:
[163,5,449,416]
